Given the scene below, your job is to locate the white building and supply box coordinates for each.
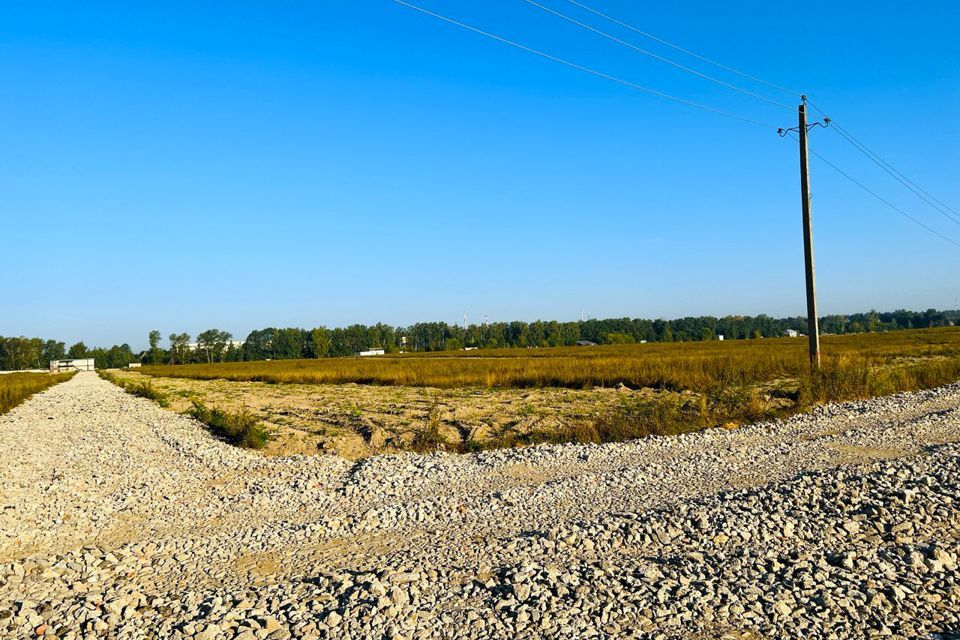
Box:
[783,329,799,338]
[186,340,245,351]
[49,358,95,372]
[355,348,385,357]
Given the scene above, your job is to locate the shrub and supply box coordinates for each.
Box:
[189,400,270,449]
[409,405,447,452]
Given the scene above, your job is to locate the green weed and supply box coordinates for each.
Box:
[189,400,270,449]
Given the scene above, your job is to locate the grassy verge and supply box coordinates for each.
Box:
[189,400,270,449]
[0,371,76,414]
[100,370,269,449]
[99,370,170,407]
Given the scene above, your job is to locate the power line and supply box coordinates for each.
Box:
[828,121,960,225]
[807,99,960,225]
[391,0,779,129]
[788,132,960,249]
[520,0,793,111]
[562,0,803,98]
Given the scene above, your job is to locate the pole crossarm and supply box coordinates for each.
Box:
[778,119,829,137]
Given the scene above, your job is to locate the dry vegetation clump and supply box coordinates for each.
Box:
[799,353,960,406]
[0,371,75,414]
[518,395,706,446]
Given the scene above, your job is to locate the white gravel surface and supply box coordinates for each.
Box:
[1,371,959,639]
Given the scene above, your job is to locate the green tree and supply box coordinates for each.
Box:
[310,327,330,358]
[42,340,66,367]
[94,344,136,369]
[243,328,276,360]
[273,328,306,359]
[661,324,673,343]
[68,342,88,359]
[147,330,164,364]
[2,337,42,369]
[168,333,191,364]
[196,329,233,363]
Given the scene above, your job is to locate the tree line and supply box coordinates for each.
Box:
[142,307,959,364]
[3,308,957,370]
[0,338,138,371]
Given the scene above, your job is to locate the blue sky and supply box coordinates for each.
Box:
[2,1,958,349]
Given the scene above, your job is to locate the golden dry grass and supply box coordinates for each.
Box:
[131,328,960,455]
[0,371,76,414]
[141,328,960,394]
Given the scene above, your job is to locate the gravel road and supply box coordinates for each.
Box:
[2,371,959,639]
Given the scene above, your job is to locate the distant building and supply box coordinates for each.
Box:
[186,340,245,351]
[718,335,724,341]
[49,358,95,372]
[127,362,142,369]
[576,340,598,347]
[356,348,385,357]
[783,329,799,338]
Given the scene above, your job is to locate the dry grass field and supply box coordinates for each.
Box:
[141,328,960,392]
[0,371,75,414]
[120,328,960,458]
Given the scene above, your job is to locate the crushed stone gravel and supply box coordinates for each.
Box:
[2,371,959,639]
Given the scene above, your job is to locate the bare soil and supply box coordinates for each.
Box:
[112,370,634,459]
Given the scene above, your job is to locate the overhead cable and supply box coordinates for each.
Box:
[789,132,960,249]
[520,0,794,111]
[563,0,803,97]
[392,0,779,128]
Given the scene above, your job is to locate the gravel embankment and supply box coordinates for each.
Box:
[1,371,959,639]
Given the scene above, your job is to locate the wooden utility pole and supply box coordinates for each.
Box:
[798,98,821,367]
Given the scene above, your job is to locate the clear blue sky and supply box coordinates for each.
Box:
[2,1,958,349]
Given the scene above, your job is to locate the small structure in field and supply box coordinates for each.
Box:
[127,362,142,369]
[576,340,598,347]
[783,329,799,338]
[356,348,385,357]
[49,358,95,372]
[718,335,724,341]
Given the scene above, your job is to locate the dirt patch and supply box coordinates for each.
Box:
[827,443,911,464]
[111,370,627,459]
[497,463,576,488]
[234,551,282,582]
